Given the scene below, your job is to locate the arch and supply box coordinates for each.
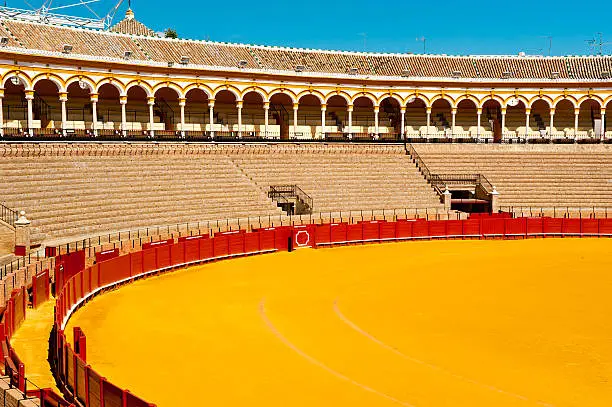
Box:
[403,94,429,107]
[153,82,182,98]
[528,96,553,109]
[212,85,241,100]
[65,76,95,93]
[324,91,351,105]
[185,87,211,102]
[452,94,479,109]
[95,78,125,94]
[183,83,213,99]
[553,95,578,109]
[503,95,530,109]
[296,89,324,105]
[267,88,297,104]
[478,95,504,109]
[428,94,454,109]
[376,93,402,106]
[456,98,478,109]
[31,73,64,92]
[1,71,32,88]
[350,92,377,106]
[577,95,603,109]
[125,81,153,98]
[603,95,612,108]
[240,86,267,103]
[297,94,321,106]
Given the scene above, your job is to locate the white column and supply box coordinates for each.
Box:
[208,99,215,137]
[601,110,606,139]
[263,102,269,138]
[293,102,299,138]
[89,93,98,136]
[476,108,482,139]
[549,109,555,138]
[501,108,506,140]
[90,93,98,136]
[574,108,579,137]
[347,104,353,136]
[236,100,243,137]
[525,108,531,137]
[179,97,186,137]
[25,90,34,136]
[451,108,457,137]
[119,95,127,135]
[426,108,431,136]
[59,92,68,135]
[374,105,379,137]
[0,90,4,137]
[147,97,155,137]
[400,107,406,140]
[320,103,326,139]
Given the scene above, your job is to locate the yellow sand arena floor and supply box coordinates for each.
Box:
[66,239,612,407]
[10,299,60,393]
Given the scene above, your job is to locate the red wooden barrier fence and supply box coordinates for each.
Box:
[4,216,610,407]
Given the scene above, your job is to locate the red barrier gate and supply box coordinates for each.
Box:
[32,269,50,309]
[293,224,315,248]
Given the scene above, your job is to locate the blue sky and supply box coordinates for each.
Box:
[7,0,611,56]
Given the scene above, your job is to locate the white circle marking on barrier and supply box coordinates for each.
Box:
[295,230,310,247]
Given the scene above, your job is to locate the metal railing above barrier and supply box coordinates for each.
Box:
[0,202,17,228]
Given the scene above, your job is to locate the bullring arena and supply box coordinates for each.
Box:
[0,4,611,407]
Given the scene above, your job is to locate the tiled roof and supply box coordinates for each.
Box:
[1,16,611,80]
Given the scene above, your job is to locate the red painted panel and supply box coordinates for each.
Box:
[315,224,331,245]
[244,232,261,253]
[561,218,581,235]
[330,223,348,243]
[504,218,526,236]
[526,217,544,236]
[274,227,292,251]
[98,255,130,287]
[446,220,463,237]
[599,218,612,235]
[156,245,171,269]
[293,225,315,248]
[183,238,201,262]
[428,220,447,237]
[213,235,229,257]
[581,219,599,235]
[482,219,504,236]
[95,248,119,264]
[379,221,397,240]
[362,221,380,241]
[462,219,481,236]
[130,251,143,277]
[228,232,246,255]
[395,220,413,239]
[199,237,214,260]
[542,218,563,235]
[412,220,429,238]
[170,242,185,265]
[89,264,99,292]
[346,223,363,243]
[142,248,157,272]
[74,273,83,303]
[258,229,276,251]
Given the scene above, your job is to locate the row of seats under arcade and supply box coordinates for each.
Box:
[1,79,610,140]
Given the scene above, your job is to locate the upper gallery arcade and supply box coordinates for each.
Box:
[0,8,611,141]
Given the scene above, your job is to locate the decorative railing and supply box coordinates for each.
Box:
[1,128,610,144]
[406,144,494,197]
[1,202,18,228]
[268,185,314,214]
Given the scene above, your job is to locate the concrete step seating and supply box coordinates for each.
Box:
[415,144,612,208]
